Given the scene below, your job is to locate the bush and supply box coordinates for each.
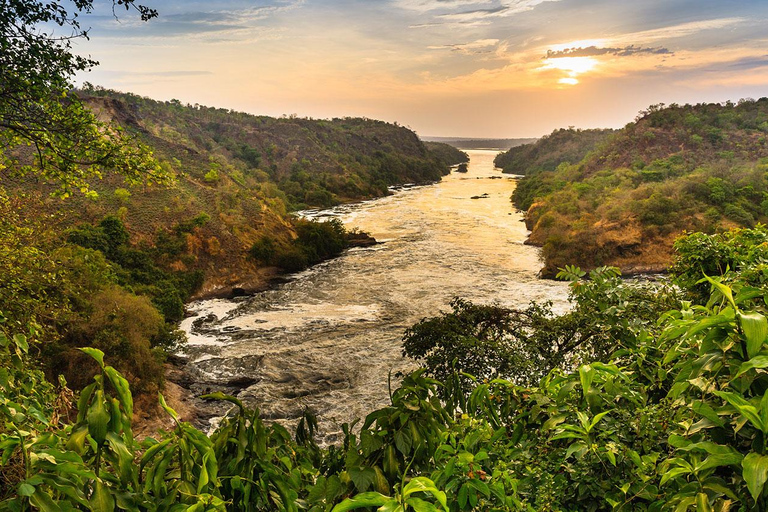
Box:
[273,245,309,271]
[204,168,220,183]
[249,235,277,263]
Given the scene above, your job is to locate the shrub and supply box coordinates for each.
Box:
[249,235,277,263]
[204,168,220,183]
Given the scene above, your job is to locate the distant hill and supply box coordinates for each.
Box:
[513,99,768,277]
[494,128,616,176]
[421,136,537,151]
[423,142,469,166]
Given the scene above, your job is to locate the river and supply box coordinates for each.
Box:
[177,149,570,443]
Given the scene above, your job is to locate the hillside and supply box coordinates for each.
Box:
[422,141,469,166]
[514,99,768,276]
[495,127,615,177]
[7,87,456,296]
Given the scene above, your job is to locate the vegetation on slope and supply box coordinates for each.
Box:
[423,142,469,167]
[6,228,768,510]
[512,100,768,276]
[494,127,615,178]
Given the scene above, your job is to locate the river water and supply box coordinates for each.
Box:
[178,150,569,443]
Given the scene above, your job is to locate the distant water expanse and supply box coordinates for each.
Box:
[421,136,537,151]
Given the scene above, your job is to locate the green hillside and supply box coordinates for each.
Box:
[495,127,615,177]
[514,99,768,276]
[423,141,469,166]
[7,87,455,294]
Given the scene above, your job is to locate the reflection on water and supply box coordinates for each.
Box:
[178,150,569,443]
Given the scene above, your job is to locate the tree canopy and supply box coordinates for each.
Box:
[0,0,166,196]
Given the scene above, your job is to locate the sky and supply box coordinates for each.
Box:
[72,0,768,138]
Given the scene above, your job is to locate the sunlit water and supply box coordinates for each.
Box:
[178,150,570,442]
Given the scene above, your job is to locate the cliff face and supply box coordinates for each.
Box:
[9,89,454,295]
[514,99,768,276]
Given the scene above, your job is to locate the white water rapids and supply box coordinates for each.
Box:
[177,149,570,443]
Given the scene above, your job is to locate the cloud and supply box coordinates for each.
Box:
[608,17,746,45]
[92,0,304,40]
[724,55,768,70]
[545,45,672,59]
[403,0,560,26]
[428,38,499,54]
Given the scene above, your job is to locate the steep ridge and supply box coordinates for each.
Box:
[511,99,768,276]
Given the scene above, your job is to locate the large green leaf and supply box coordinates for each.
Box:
[579,365,595,397]
[89,481,115,512]
[704,275,736,310]
[406,497,441,512]
[30,490,62,512]
[331,492,390,512]
[79,347,105,369]
[104,366,133,420]
[735,356,768,378]
[743,452,768,501]
[87,390,110,445]
[402,477,447,511]
[714,391,765,433]
[740,312,768,358]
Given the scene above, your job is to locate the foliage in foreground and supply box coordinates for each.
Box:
[6,229,768,511]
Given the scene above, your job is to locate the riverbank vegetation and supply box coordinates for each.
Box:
[6,227,768,510]
[502,101,768,276]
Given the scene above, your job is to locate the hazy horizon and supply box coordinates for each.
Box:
[72,0,768,138]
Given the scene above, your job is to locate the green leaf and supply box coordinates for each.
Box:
[740,312,768,358]
[697,451,744,472]
[158,393,179,422]
[695,493,711,512]
[18,483,35,497]
[87,390,110,445]
[79,347,105,369]
[89,481,115,512]
[579,365,595,397]
[735,356,768,378]
[714,391,765,432]
[403,477,447,511]
[13,334,28,353]
[104,366,133,420]
[30,489,62,512]
[200,392,244,412]
[395,430,412,455]
[406,497,440,512]
[66,427,89,454]
[330,492,390,512]
[743,452,768,501]
[704,275,736,310]
[348,467,375,492]
[542,414,566,431]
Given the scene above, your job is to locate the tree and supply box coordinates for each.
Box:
[0,0,168,196]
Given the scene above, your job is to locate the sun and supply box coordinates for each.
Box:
[544,56,598,76]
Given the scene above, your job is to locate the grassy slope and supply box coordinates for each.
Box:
[9,89,454,295]
[514,99,768,276]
